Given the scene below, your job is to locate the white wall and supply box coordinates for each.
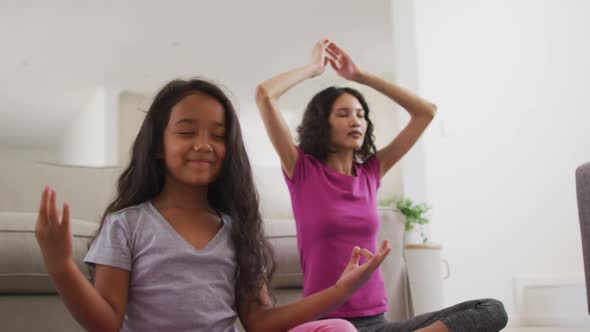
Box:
[0,145,58,163]
[118,92,151,166]
[103,88,120,167]
[58,88,108,166]
[390,0,429,207]
[408,0,590,325]
[57,87,119,167]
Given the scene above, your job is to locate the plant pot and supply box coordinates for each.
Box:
[404,228,425,244]
[404,243,450,315]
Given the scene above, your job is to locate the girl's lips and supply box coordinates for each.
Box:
[187,160,213,167]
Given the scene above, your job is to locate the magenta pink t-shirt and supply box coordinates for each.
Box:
[283,147,388,318]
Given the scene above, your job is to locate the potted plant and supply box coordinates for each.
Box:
[382,196,431,244]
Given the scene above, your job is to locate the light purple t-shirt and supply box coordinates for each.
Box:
[283,147,388,318]
[84,201,238,332]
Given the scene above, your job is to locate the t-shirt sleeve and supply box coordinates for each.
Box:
[362,154,382,189]
[282,146,307,186]
[84,213,132,271]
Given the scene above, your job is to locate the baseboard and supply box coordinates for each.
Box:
[513,275,590,327]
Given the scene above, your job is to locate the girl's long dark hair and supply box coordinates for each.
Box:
[297,86,376,162]
[94,78,275,309]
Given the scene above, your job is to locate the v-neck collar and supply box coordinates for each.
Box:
[147,201,227,253]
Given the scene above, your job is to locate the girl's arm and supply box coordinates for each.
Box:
[239,241,391,332]
[35,187,128,332]
[327,42,438,178]
[255,38,332,178]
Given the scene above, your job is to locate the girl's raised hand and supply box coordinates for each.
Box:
[326,42,362,81]
[310,38,333,77]
[34,187,74,274]
[335,240,391,295]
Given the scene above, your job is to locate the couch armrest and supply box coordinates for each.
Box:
[0,212,98,294]
[576,162,590,314]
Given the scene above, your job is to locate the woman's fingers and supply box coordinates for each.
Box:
[374,240,392,260]
[317,38,330,45]
[314,38,331,54]
[360,242,392,269]
[328,43,348,60]
[328,41,347,56]
[378,246,392,261]
[328,58,340,70]
[312,39,334,71]
[348,246,361,266]
[373,246,392,267]
[359,248,375,261]
[326,49,340,61]
[379,240,389,253]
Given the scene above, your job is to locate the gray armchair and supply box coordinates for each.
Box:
[576,161,590,314]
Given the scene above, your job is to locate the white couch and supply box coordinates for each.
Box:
[0,157,410,331]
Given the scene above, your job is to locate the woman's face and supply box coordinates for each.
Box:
[327,93,367,152]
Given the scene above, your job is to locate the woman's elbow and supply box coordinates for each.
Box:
[255,84,271,105]
[427,103,438,118]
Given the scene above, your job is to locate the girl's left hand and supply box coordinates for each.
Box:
[335,240,391,295]
[326,42,362,81]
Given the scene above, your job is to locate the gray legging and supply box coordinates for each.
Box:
[344,298,508,332]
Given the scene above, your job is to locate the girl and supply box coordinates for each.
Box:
[255,39,509,332]
[34,78,392,332]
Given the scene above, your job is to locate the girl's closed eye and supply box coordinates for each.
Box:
[212,129,226,140]
[212,134,226,140]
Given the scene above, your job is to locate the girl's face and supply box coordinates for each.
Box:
[162,93,227,186]
[328,93,367,152]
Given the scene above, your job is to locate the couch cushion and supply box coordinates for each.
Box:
[264,218,303,289]
[0,212,98,294]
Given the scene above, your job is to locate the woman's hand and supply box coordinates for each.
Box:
[35,186,73,274]
[336,240,391,295]
[326,42,362,81]
[309,38,333,77]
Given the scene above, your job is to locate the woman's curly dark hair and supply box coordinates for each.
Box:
[297,86,376,162]
[92,78,275,311]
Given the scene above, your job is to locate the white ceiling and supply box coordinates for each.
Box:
[0,0,394,148]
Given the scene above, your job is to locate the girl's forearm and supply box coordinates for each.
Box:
[247,285,350,332]
[48,261,121,332]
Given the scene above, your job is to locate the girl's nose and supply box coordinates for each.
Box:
[193,143,213,152]
[193,134,213,152]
